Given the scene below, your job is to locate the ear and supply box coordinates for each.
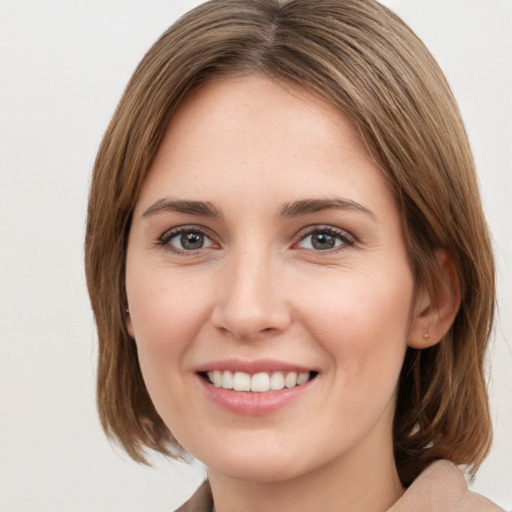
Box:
[408,249,461,349]
[125,307,135,338]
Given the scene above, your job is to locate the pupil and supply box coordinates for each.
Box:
[181,232,204,250]
[312,232,335,250]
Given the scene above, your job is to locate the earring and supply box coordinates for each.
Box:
[423,332,429,339]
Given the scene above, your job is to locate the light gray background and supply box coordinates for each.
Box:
[0,1,510,510]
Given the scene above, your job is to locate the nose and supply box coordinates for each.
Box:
[210,248,292,341]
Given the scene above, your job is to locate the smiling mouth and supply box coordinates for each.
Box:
[200,370,318,393]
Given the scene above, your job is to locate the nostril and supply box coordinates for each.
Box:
[210,291,292,340]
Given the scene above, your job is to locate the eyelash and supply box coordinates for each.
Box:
[295,225,355,252]
[157,225,355,255]
[157,226,216,255]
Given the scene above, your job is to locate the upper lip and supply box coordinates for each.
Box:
[195,358,315,375]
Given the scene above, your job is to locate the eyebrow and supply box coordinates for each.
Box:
[278,198,377,220]
[142,199,223,219]
[141,197,377,221]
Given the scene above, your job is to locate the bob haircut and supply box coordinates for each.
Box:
[85,0,495,485]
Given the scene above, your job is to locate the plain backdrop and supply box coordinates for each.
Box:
[0,1,511,511]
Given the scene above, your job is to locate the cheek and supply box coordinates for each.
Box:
[300,264,414,387]
[126,267,213,381]
[125,268,220,436]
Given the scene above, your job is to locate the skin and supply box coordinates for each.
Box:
[125,75,444,512]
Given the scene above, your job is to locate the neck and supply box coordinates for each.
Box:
[207,429,404,512]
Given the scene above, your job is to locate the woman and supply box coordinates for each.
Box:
[85,0,503,510]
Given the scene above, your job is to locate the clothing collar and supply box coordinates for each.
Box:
[388,460,503,511]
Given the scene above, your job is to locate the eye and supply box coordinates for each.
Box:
[159,227,216,252]
[296,227,354,251]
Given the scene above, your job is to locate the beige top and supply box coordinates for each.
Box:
[388,460,503,512]
[174,460,504,512]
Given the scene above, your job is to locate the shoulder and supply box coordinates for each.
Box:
[390,460,504,512]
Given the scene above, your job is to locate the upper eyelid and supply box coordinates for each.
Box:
[159,224,216,241]
[294,224,355,241]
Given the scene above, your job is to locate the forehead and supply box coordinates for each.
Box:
[160,74,370,164]
[135,74,394,217]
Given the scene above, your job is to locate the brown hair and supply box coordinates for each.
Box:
[85,0,494,485]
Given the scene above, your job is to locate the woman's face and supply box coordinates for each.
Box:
[125,75,418,483]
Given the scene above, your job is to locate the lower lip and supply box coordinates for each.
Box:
[198,375,315,415]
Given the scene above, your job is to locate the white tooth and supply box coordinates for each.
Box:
[284,371,298,388]
[221,371,234,389]
[233,371,251,391]
[270,372,285,391]
[213,370,223,387]
[207,371,215,384]
[297,371,310,385]
[251,372,270,392]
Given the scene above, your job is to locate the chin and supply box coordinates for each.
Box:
[206,451,308,483]
[180,429,312,483]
